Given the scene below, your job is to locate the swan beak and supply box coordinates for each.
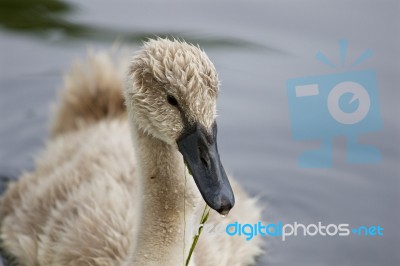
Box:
[177,122,235,215]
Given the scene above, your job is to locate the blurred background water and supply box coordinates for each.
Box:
[0,0,399,265]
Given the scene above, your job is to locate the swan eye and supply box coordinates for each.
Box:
[167,95,179,107]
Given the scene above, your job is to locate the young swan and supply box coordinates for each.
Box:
[0,38,263,265]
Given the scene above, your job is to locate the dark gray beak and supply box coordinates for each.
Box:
[177,122,235,215]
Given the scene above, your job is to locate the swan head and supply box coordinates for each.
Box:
[125,38,234,215]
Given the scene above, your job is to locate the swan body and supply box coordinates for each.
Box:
[0,39,263,265]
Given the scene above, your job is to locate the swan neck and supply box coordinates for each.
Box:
[131,125,201,265]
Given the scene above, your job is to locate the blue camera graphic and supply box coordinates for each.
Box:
[287,41,382,168]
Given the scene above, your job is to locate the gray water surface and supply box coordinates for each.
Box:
[0,1,399,265]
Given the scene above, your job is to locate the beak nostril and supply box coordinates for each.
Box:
[199,145,210,169]
[200,156,209,168]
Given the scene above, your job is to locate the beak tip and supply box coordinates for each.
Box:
[215,193,235,215]
[218,209,230,217]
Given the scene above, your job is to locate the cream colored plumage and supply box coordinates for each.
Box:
[0,38,264,265]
